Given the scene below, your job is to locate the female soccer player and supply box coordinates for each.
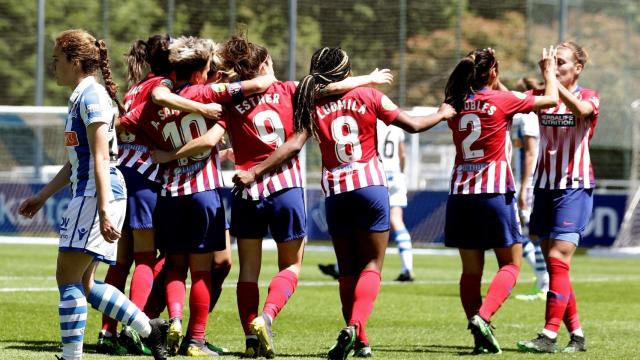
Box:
[517,41,598,354]
[443,47,558,354]
[18,29,168,360]
[154,37,394,359]
[119,36,275,357]
[234,47,455,359]
[98,34,222,356]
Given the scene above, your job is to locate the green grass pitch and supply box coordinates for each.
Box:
[1,243,639,359]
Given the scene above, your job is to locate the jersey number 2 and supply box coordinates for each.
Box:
[459,114,484,160]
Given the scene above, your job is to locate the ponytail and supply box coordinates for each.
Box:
[126,40,148,86]
[293,47,351,138]
[97,39,124,115]
[444,49,497,112]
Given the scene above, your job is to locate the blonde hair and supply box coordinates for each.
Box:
[169,36,213,81]
[558,41,589,67]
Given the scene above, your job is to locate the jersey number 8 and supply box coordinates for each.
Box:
[331,115,362,163]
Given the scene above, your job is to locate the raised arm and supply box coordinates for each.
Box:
[232,130,311,188]
[151,86,222,119]
[319,68,394,97]
[533,46,559,110]
[151,123,226,164]
[392,103,457,133]
[557,82,595,118]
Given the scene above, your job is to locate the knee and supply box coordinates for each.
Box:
[213,258,232,275]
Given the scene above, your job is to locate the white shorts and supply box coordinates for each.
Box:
[386,172,408,208]
[59,196,127,265]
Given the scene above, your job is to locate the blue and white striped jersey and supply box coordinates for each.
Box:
[65,76,125,200]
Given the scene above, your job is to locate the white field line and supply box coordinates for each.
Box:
[2,275,640,293]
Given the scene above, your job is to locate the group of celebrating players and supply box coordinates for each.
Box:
[17,27,598,360]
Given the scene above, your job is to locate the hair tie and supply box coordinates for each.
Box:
[95,40,101,48]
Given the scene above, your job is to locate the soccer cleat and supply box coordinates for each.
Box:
[394,271,415,282]
[318,263,340,280]
[327,325,356,360]
[205,341,230,354]
[166,317,184,356]
[515,290,547,301]
[96,331,128,355]
[353,341,372,357]
[147,318,170,360]
[562,334,586,353]
[468,315,501,354]
[241,337,261,358]
[120,325,152,356]
[181,338,220,357]
[517,333,557,353]
[250,314,275,359]
[471,332,489,355]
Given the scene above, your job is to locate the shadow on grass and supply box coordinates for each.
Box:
[375,344,523,356]
[2,340,60,353]
[228,351,327,358]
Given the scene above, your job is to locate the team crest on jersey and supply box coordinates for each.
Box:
[160,78,174,89]
[64,131,80,146]
[381,95,398,111]
[211,83,228,93]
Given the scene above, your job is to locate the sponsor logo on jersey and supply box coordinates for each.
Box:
[86,103,101,114]
[211,83,228,93]
[540,113,576,127]
[381,95,398,111]
[160,78,174,89]
[457,163,489,172]
[77,228,88,241]
[60,217,70,231]
[64,131,80,146]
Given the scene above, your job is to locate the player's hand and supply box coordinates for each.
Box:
[539,46,557,75]
[220,148,235,163]
[232,169,256,188]
[200,102,223,120]
[99,213,121,243]
[438,103,457,120]
[368,68,394,85]
[517,191,527,211]
[150,150,173,164]
[18,196,46,218]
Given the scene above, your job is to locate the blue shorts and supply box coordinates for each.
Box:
[325,185,390,237]
[118,166,160,230]
[445,193,523,250]
[529,188,593,245]
[231,187,306,242]
[155,189,227,254]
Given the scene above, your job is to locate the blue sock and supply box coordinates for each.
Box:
[87,281,151,337]
[59,283,87,360]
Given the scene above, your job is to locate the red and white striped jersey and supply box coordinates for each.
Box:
[313,87,401,197]
[531,86,600,189]
[121,82,237,196]
[448,89,535,195]
[225,81,303,200]
[118,74,173,181]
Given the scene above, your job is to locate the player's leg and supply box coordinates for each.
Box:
[388,174,413,281]
[202,231,232,355]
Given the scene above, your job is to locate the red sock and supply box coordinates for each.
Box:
[478,264,519,322]
[130,252,156,310]
[338,276,356,323]
[263,270,298,320]
[209,261,231,313]
[165,268,187,319]
[101,263,130,334]
[348,269,381,341]
[460,273,483,320]
[237,282,259,335]
[188,271,211,341]
[563,285,581,332]
[545,257,571,333]
[143,262,167,318]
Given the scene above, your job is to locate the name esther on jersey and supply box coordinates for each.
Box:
[316,98,367,119]
[235,93,281,114]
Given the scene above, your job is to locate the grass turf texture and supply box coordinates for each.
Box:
[0,243,638,359]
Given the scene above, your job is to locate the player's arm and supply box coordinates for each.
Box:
[18,162,71,219]
[398,141,406,172]
[318,68,394,97]
[151,123,226,164]
[87,122,121,242]
[518,135,537,210]
[557,82,595,118]
[233,130,311,187]
[392,103,457,133]
[533,46,559,110]
[151,86,222,119]
[236,74,277,97]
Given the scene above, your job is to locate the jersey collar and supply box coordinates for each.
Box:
[69,76,97,103]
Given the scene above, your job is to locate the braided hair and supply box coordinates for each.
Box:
[444,49,497,112]
[293,47,351,138]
